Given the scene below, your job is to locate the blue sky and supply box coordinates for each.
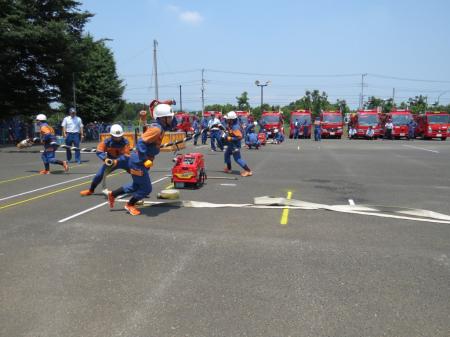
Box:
[81,0,450,110]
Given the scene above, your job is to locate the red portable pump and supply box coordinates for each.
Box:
[171,153,207,188]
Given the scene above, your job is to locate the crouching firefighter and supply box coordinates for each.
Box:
[222,111,253,177]
[245,121,260,149]
[80,124,131,196]
[36,114,69,174]
[108,101,174,216]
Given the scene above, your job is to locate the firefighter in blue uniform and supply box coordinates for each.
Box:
[223,111,253,177]
[192,116,200,145]
[108,103,174,216]
[80,124,131,196]
[35,114,69,174]
[200,115,208,145]
[245,121,260,149]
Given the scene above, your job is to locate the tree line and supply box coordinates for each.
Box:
[0,0,124,122]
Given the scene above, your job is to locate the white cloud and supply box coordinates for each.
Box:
[167,4,203,25]
[179,10,203,25]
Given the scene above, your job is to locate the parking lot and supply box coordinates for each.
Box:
[1,138,449,337]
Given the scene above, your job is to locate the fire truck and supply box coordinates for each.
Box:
[320,111,343,138]
[289,110,312,138]
[414,111,449,140]
[202,111,223,123]
[236,111,252,126]
[380,110,413,139]
[261,111,284,139]
[350,109,382,138]
[174,112,193,135]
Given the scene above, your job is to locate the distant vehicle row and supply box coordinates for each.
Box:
[172,109,449,141]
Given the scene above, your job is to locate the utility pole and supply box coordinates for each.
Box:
[179,85,183,112]
[72,73,76,110]
[392,88,395,104]
[153,39,159,100]
[360,73,367,109]
[201,68,205,114]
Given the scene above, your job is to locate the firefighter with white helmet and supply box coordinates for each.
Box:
[35,113,69,174]
[80,123,131,196]
[245,120,260,149]
[108,100,174,216]
[223,111,253,176]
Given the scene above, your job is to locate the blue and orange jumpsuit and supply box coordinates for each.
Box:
[87,137,131,192]
[111,121,167,205]
[223,119,252,174]
[39,123,67,173]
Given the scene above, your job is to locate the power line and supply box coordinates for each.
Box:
[368,73,450,84]
[205,69,362,78]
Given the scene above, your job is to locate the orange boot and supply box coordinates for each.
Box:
[80,189,93,196]
[39,169,50,175]
[63,160,69,172]
[224,167,232,173]
[240,170,253,177]
[125,203,141,216]
[107,191,115,208]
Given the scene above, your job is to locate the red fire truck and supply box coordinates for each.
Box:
[174,112,193,135]
[350,109,382,138]
[236,111,252,126]
[202,111,222,123]
[320,111,343,138]
[380,110,413,139]
[261,111,284,139]
[414,111,449,140]
[289,110,312,138]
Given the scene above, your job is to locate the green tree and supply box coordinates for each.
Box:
[65,35,124,122]
[408,95,428,114]
[0,0,93,117]
[236,91,250,111]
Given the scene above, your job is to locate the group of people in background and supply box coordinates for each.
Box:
[348,118,418,140]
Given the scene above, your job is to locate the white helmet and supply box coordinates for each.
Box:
[36,114,47,121]
[110,124,124,137]
[153,103,174,118]
[274,128,279,133]
[253,121,258,126]
[225,111,237,120]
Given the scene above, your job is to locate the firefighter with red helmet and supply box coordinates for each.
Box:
[35,114,69,174]
[80,124,131,196]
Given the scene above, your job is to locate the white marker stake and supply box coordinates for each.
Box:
[348,199,355,206]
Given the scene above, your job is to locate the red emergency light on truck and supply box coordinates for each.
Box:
[320,111,343,138]
[261,111,284,139]
[414,111,449,140]
[350,109,382,138]
[380,110,412,139]
[289,110,311,138]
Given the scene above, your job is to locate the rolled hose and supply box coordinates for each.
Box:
[157,189,180,200]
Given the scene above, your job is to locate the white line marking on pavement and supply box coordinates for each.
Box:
[58,202,108,223]
[402,144,439,153]
[57,176,169,223]
[348,199,355,206]
[0,174,95,202]
[220,183,236,186]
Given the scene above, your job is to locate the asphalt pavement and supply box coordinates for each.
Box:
[0,138,449,337]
